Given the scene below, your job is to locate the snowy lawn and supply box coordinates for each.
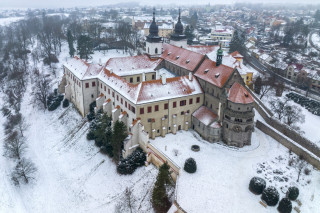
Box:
[0,17,24,26]
[0,92,157,213]
[151,130,320,213]
[262,89,320,144]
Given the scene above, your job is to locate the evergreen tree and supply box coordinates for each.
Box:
[67,30,75,57]
[184,25,195,45]
[77,35,93,60]
[111,121,127,162]
[152,162,172,213]
[315,10,320,22]
[94,113,112,148]
[254,76,262,94]
[278,198,292,213]
[229,30,245,54]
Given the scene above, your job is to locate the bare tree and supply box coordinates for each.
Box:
[259,82,273,100]
[32,72,51,110]
[17,115,30,137]
[3,131,27,160]
[269,97,290,120]
[114,188,136,213]
[11,158,37,184]
[284,105,305,127]
[295,155,307,182]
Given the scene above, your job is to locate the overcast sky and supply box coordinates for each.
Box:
[0,0,318,9]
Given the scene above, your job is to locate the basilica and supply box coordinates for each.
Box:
[59,9,255,157]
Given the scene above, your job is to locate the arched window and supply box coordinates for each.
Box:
[155,48,158,54]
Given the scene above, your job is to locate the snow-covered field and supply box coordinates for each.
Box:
[0,17,24,26]
[311,33,320,49]
[0,45,155,213]
[151,130,320,213]
[262,89,320,144]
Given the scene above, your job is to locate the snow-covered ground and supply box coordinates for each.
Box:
[0,17,24,26]
[262,89,320,144]
[0,44,155,213]
[311,33,320,49]
[151,130,320,213]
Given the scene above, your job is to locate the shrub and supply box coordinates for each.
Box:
[287,186,299,201]
[278,198,292,213]
[261,186,279,206]
[47,93,64,111]
[249,177,266,195]
[86,131,95,140]
[184,158,197,173]
[62,99,69,108]
[100,144,113,157]
[304,168,311,175]
[117,148,146,175]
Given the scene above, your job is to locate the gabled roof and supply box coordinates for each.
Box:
[192,106,218,126]
[230,51,243,58]
[105,55,160,76]
[64,56,103,80]
[186,45,219,55]
[194,58,234,88]
[161,43,205,72]
[228,82,254,104]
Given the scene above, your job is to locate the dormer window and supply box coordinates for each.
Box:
[176,56,180,59]
[168,52,171,55]
[186,59,190,63]
[215,73,220,78]
[244,93,249,97]
[204,69,209,73]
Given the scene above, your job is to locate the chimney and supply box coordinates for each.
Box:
[110,69,113,74]
[142,72,146,82]
[188,72,193,81]
[99,58,102,65]
[161,73,166,85]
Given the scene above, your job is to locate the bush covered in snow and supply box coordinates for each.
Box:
[117,147,146,175]
[278,198,292,213]
[287,186,299,201]
[261,186,279,206]
[249,177,266,195]
[184,158,197,173]
[62,99,69,108]
[47,92,64,111]
[286,92,320,116]
[87,101,96,121]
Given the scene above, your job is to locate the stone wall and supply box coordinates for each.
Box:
[256,120,320,170]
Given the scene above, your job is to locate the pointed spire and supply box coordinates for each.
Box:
[153,7,155,22]
[178,8,181,23]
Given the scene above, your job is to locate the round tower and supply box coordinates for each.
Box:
[146,8,162,56]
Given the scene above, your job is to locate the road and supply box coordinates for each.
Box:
[243,50,320,98]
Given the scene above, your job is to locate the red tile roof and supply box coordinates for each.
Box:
[192,106,218,126]
[230,51,243,58]
[228,82,254,104]
[194,58,234,88]
[186,45,219,55]
[161,43,205,72]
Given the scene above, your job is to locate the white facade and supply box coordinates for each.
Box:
[146,41,163,56]
[170,39,188,49]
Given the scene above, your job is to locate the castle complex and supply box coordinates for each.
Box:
[59,9,255,157]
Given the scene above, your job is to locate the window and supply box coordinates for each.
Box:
[196,97,200,103]
[104,86,106,91]
[117,95,119,101]
[181,111,184,115]
[91,94,94,98]
[131,107,135,114]
[137,77,140,82]
[121,98,123,104]
[100,83,102,89]
[152,74,155,80]
[85,83,89,88]
[125,101,127,108]
[173,102,177,108]
[128,104,131,110]
[92,81,96,87]
[112,92,114,97]
[108,89,110,94]
[235,118,243,122]
[148,106,152,113]
[155,105,159,112]
[130,77,133,83]
[164,103,168,110]
[180,100,186,106]
[189,98,193,105]
[140,108,144,114]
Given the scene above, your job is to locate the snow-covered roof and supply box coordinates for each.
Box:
[105,55,160,76]
[228,82,254,104]
[194,58,234,88]
[192,106,218,126]
[161,43,205,72]
[186,45,219,55]
[64,56,103,80]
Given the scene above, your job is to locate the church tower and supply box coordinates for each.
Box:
[216,44,223,66]
[146,8,162,56]
[170,9,187,48]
